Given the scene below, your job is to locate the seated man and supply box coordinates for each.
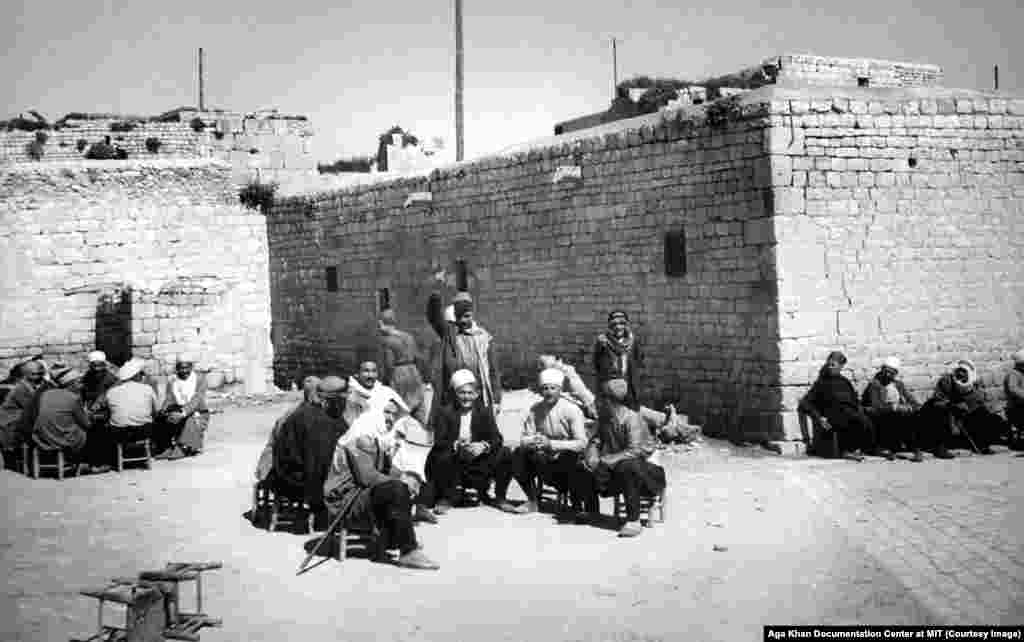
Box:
[31,368,110,474]
[0,360,49,454]
[255,376,320,483]
[1005,350,1024,449]
[425,369,505,514]
[105,358,160,452]
[345,360,406,426]
[572,378,666,538]
[861,357,923,462]
[272,376,350,525]
[81,351,117,421]
[155,358,209,459]
[798,351,881,461]
[495,368,588,515]
[920,359,1009,457]
[323,427,440,570]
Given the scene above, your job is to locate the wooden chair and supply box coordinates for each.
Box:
[797,408,840,458]
[613,487,667,527]
[334,520,380,562]
[27,445,79,480]
[116,438,152,472]
[72,579,166,642]
[137,562,223,641]
[267,487,315,534]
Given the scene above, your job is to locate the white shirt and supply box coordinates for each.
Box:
[458,411,472,442]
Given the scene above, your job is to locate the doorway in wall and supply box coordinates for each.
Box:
[95,285,133,366]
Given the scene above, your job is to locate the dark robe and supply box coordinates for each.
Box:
[920,374,1008,450]
[426,401,504,500]
[271,404,349,510]
[861,376,922,452]
[82,368,118,408]
[592,331,644,410]
[0,379,45,450]
[799,371,875,453]
[426,293,502,411]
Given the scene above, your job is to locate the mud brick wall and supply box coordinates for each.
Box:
[0,159,272,385]
[268,99,783,439]
[768,87,1024,439]
[768,54,944,89]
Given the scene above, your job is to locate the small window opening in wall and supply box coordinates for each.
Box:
[664,230,687,277]
[378,287,391,311]
[455,259,469,291]
[857,76,870,87]
[908,157,918,168]
[325,266,338,292]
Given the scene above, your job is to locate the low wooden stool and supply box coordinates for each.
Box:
[613,488,667,526]
[72,579,166,642]
[334,522,380,561]
[29,445,79,480]
[116,438,152,472]
[536,476,569,512]
[136,562,223,641]
[268,491,315,533]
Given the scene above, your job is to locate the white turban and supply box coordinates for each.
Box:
[444,305,456,323]
[1013,350,1024,366]
[539,368,564,387]
[881,357,901,371]
[450,369,477,391]
[87,351,107,363]
[117,358,145,382]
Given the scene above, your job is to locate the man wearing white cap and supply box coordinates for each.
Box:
[82,351,117,410]
[425,369,505,514]
[1004,350,1024,449]
[861,357,921,461]
[105,357,160,450]
[494,368,588,515]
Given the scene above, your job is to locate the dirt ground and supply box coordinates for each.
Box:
[2,390,1022,642]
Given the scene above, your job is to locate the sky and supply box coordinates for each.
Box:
[4,0,1021,163]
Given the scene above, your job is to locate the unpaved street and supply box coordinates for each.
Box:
[2,391,1022,641]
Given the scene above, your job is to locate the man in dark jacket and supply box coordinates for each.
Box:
[861,357,922,462]
[799,351,881,461]
[272,376,350,524]
[919,359,1009,457]
[425,369,505,514]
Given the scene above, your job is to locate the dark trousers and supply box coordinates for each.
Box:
[919,403,1009,451]
[370,480,417,555]
[426,445,505,504]
[872,410,921,452]
[824,409,876,453]
[572,458,666,522]
[85,423,153,466]
[494,448,581,505]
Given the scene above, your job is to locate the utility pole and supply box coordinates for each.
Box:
[994,64,999,91]
[454,0,464,162]
[198,47,205,111]
[612,38,618,95]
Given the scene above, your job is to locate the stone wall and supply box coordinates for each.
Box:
[268,97,783,439]
[0,159,273,385]
[767,54,944,89]
[769,87,1024,438]
[0,113,316,186]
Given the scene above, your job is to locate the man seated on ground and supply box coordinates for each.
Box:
[345,360,406,425]
[155,358,209,460]
[323,427,440,570]
[0,360,49,456]
[919,359,1009,457]
[272,376,351,527]
[1004,350,1024,449]
[31,368,111,474]
[495,368,588,515]
[105,358,160,455]
[861,357,923,462]
[255,376,321,483]
[798,351,882,461]
[426,369,505,514]
[81,351,117,419]
[337,398,438,524]
[572,378,666,538]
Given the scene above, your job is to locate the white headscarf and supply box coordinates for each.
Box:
[347,376,409,414]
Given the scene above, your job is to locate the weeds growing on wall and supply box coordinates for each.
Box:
[189,117,206,133]
[26,130,48,160]
[239,181,278,213]
[144,137,162,153]
[76,139,88,153]
[1,110,49,132]
[109,121,138,132]
[85,139,128,160]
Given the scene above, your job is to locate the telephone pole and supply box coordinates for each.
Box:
[612,38,618,95]
[454,0,464,162]
[198,47,205,111]
[994,64,1000,91]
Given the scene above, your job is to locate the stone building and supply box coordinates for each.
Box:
[267,56,1023,446]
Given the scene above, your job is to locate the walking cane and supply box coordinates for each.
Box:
[952,412,982,454]
[296,508,346,576]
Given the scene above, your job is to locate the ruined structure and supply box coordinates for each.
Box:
[268,56,1023,445]
[0,159,273,386]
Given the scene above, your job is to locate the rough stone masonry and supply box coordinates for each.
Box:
[268,78,1024,444]
[0,159,273,387]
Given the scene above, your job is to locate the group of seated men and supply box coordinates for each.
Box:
[0,351,210,474]
[258,360,667,571]
[800,350,1024,461]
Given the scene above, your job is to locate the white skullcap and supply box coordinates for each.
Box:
[539,368,564,387]
[444,305,456,323]
[1014,350,1024,365]
[87,351,107,363]
[450,369,477,391]
[117,358,145,382]
[881,357,901,370]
